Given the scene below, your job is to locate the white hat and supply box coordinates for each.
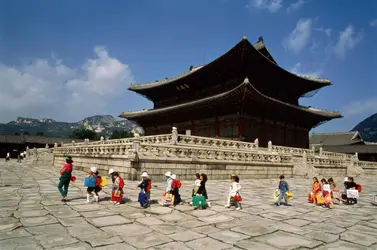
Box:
[108,169,115,175]
[90,167,97,173]
[165,171,172,177]
[344,177,349,182]
[171,174,177,179]
[141,172,148,177]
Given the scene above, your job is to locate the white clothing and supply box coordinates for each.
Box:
[323,184,331,192]
[228,182,242,197]
[166,178,173,192]
[194,179,201,187]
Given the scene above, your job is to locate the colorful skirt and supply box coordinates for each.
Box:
[111,189,123,203]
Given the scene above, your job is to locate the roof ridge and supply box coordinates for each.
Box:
[311,132,355,135]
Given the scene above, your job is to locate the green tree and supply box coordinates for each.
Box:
[35,131,44,136]
[110,130,133,139]
[71,127,98,140]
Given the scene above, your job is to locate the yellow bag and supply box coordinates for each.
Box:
[286,191,293,200]
[100,176,109,187]
[273,190,280,201]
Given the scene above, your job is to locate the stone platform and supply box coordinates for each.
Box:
[1,161,377,250]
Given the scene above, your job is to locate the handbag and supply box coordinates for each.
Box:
[286,192,293,200]
[138,191,147,206]
[100,176,109,186]
[347,189,359,198]
[84,176,96,187]
[234,193,242,201]
[273,190,280,201]
[192,195,207,207]
[114,189,121,198]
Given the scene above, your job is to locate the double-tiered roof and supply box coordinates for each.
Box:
[121,36,341,129]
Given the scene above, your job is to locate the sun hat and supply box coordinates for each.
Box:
[108,169,115,175]
[344,177,349,182]
[165,171,172,177]
[171,174,177,179]
[141,172,148,177]
[90,167,97,173]
[65,156,73,162]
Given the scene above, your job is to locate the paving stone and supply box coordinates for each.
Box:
[20,215,58,227]
[79,235,123,247]
[48,242,93,249]
[123,232,171,248]
[25,223,67,235]
[145,206,172,215]
[80,210,118,218]
[198,214,234,224]
[176,218,208,229]
[231,223,277,237]
[315,240,369,249]
[0,222,22,232]
[13,209,49,218]
[95,243,136,250]
[340,230,377,247]
[102,224,153,237]
[186,237,232,250]
[190,209,218,217]
[192,225,221,234]
[67,224,102,237]
[149,224,184,234]
[0,228,32,240]
[271,223,312,236]
[87,215,132,227]
[348,224,377,236]
[154,242,192,250]
[168,230,206,242]
[35,233,79,248]
[0,237,40,249]
[285,218,312,227]
[254,231,323,250]
[235,239,280,250]
[305,231,339,243]
[136,216,164,225]
[209,230,250,244]
[159,211,195,223]
[58,217,89,226]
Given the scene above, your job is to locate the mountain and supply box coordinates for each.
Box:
[0,115,142,138]
[351,113,377,142]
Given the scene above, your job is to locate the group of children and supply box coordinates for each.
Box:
[58,157,362,209]
[310,176,360,208]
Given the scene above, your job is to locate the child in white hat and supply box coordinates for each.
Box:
[86,167,102,202]
[137,171,152,208]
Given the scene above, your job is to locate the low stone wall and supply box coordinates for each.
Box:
[28,128,377,180]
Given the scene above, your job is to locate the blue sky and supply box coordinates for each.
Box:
[1,0,376,133]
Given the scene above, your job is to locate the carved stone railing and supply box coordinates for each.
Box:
[307,156,345,167]
[356,161,377,169]
[177,134,258,151]
[321,150,353,160]
[270,145,314,156]
[53,143,133,156]
[138,143,292,164]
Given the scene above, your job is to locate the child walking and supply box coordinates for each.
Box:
[111,172,124,205]
[225,174,242,210]
[58,156,73,201]
[171,174,182,206]
[190,173,201,205]
[137,171,152,208]
[86,167,102,203]
[277,175,289,206]
[321,178,334,208]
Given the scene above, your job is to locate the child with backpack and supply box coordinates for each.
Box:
[111,172,124,205]
[171,174,182,205]
[137,171,152,208]
[225,174,242,210]
[86,167,102,203]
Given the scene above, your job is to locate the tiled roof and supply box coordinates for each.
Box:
[323,144,377,154]
[309,131,363,146]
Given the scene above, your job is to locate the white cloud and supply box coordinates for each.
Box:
[314,27,332,37]
[333,25,362,59]
[370,19,377,27]
[286,0,305,12]
[0,47,133,123]
[290,62,322,78]
[283,19,312,53]
[343,98,377,116]
[245,0,282,13]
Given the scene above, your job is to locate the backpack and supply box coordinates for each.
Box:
[118,177,125,189]
[357,184,362,193]
[145,179,152,192]
[172,179,181,189]
[95,176,102,187]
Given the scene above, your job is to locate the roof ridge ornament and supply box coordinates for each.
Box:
[242,35,247,40]
[243,77,250,84]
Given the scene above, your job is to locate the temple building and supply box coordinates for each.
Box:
[120,36,342,148]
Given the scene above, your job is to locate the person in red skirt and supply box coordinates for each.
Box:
[111,172,124,205]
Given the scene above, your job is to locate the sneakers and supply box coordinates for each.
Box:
[224,205,231,208]
[93,195,99,203]
[236,207,242,210]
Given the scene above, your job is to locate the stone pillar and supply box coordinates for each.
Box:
[254,138,259,149]
[45,144,49,149]
[100,136,104,141]
[71,140,75,146]
[171,127,178,145]
[268,141,272,152]
[54,143,58,148]
[319,147,323,157]
[311,146,315,155]
[355,152,358,161]
[303,151,307,163]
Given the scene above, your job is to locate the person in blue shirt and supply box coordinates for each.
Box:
[277,175,289,206]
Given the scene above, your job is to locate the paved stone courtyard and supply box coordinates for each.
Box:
[1,161,377,250]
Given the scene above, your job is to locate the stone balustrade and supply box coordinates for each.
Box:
[32,126,377,180]
[177,134,258,151]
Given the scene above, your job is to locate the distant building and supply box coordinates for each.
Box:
[0,135,82,158]
[309,131,377,162]
[120,36,341,148]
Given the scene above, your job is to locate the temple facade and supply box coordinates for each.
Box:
[120,36,342,148]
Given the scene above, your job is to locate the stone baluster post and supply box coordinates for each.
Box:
[26,146,30,156]
[319,147,323,157]
[254,138,259,149]
[311,146,315,155]
[303,151,307,163]
[268,141,272,152]
[54,143,58,148]
[61,141,64,147]
[171,127,178,145]
[71,140,75,146]
[100,136,104,142]
[354,152,358,161]
[45,144,49,149]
